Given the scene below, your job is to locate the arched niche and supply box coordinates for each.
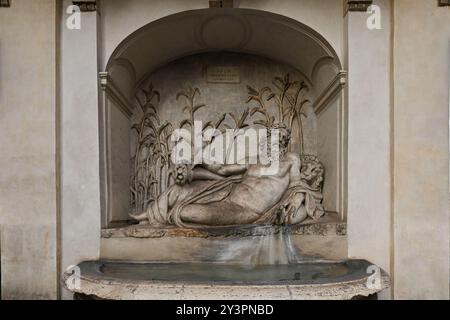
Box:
[99,8,346,228]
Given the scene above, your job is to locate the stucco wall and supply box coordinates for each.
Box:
[59,0,101,299]
[393,0,449,300]
[346,0,392,285]
[0,0,58,299]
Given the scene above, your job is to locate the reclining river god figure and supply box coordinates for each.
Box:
[131,124,325,228]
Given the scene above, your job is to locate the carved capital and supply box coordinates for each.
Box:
[0,0,10,8]
[209,0,234,8]
[72,1,96,12]
[314,71,347,116]
[345,0,373,13]
[99,72,133,118]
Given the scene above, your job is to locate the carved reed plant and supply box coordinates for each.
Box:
[131,84,174,214]
[223,108,250,164]
[246,85,275,127]
[177,86,228,162]
[132,85,237,214]
[246,73,310,153]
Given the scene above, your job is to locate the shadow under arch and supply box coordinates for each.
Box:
[104,8,343,100]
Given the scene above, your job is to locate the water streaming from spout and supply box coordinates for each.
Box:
[217,225,303,265]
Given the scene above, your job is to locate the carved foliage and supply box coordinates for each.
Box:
[130,84,173,214]
[246,73,310,153]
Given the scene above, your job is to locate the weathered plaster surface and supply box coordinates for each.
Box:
[346,0,392,278]
[0,0,58,299]
[393,0,450,300]
[59,0,101,299]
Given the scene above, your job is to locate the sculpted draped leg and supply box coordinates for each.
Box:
[144,175,324,228]
[145,176,243,228]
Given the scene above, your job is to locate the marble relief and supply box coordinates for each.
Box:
[130,63,326,228]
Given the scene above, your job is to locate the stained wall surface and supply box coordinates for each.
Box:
[0,0,58,299]
[392,0,450,299]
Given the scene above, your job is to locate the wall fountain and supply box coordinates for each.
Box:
[64,52,389,300]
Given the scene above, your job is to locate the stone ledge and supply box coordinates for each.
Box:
[102,215,346,239]
[67,276,389,300]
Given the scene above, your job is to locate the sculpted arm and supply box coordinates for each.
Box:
[191,167,228,181]
[200,163,248,177]
[173,162,246,185]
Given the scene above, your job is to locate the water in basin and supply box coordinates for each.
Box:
[89,259,372,285]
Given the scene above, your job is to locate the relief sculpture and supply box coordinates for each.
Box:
[130,74,325,228]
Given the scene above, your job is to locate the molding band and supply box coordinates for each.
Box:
[314,71,347,116]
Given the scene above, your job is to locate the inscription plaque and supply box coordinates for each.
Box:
[206,66,240,84]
